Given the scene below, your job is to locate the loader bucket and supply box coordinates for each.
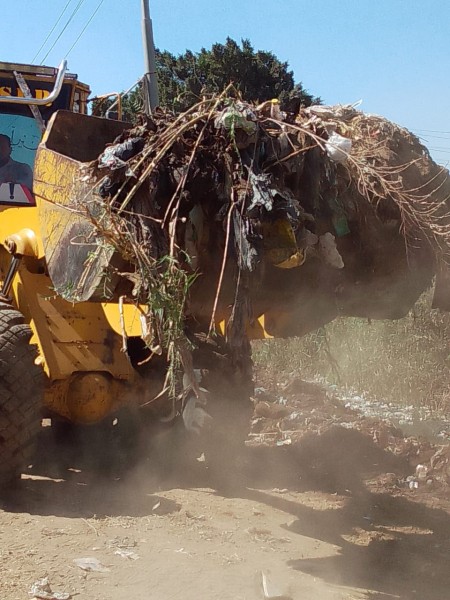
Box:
[34,111,130,302]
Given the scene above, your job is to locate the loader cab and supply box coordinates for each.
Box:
[0,61,90,206]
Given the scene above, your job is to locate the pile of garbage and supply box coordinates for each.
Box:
[250,377,450,491]
[66,92,450,390]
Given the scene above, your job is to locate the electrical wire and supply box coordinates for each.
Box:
[429,150,450,154]
[413,129,450,135]
[31,0,74,63]
[40,0,87,64]
[412,133,450,161]
[414,133,450,140]
[65,0,107,58]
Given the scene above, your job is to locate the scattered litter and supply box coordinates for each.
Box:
[214,102,257,136]
[251,377,450,490]
[325,131,352,163]
[175,547,192,556]
[98,137,145,170]
[152,501,161,511]
[247,527,272,537]
[114,549,140,560]
[107,536,137,550]
[276,438,292,446]
[319,233,344,269]
[298,228,319,251]
[271,488,288,494]
[255,387,268,395]
[185,511,206,521]
[305,104,339,119]
[408,479,419,490]
[223,552,243,565]
[29,577,71,600]
[73,557,110,573]
[182,394,213,434]
[260,571,292,600]
[416,464,428,480]
[254,402,291,419]
[41,528,66,537]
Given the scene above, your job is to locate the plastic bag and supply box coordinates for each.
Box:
[325,132,352,163]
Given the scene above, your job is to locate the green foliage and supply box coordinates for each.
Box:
[121,85,144,122]
[91,86,144,124]
[136,253,197,398]
[93,38,319,119]
[155,38,320,112]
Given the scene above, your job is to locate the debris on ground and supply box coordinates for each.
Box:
[250,376,450,492]
[260,570,292,600]
[107,536,138,550]
[114,548,140,560]
[73,557,110,573]
[107,536,140,560]
[29,577,71,600]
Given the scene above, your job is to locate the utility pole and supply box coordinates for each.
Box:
[141,0,159,114]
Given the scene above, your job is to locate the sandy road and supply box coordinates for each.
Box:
[1,419,450,600]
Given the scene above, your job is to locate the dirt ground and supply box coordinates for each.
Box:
[1,379,450,600]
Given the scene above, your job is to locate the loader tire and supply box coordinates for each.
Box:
[0,302,44,487]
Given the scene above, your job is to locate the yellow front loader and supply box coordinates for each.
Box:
[0,59,444,486]
[0,59,265,486]
[0,61,184,484]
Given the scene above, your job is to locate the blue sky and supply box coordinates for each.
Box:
[3,0,450,164]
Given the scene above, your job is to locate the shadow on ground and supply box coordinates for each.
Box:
[1,422,449,599]
[0,423,183,518]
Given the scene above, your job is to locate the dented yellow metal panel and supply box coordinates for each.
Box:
[33,111,130,302]
[34,144,104,301]
[34,145,82,265]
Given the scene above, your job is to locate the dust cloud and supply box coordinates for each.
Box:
[1,377,450,599]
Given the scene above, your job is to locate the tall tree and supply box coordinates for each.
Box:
[94,38,319,120]
[155,38,320,112]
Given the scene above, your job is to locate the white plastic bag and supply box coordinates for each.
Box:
[325,132,352,163]
[319,232,344,269]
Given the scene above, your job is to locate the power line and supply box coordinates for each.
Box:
[413,128,450,135]
[65,0,107,58]
[414,133,450,140]
[416,135,450,149]
[31,0,74,63]
[429,148,450,154]
[40,0,87,65]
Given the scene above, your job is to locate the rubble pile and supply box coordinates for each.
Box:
[65,93,450,394]
[250,377,450,491]
[85,97,450,279]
